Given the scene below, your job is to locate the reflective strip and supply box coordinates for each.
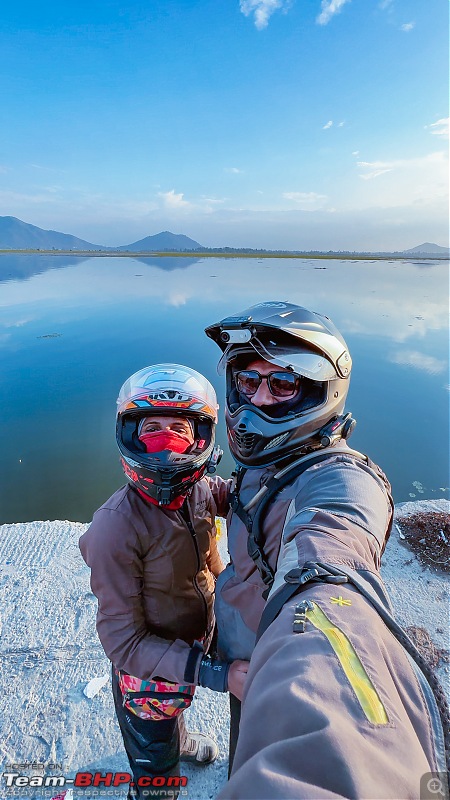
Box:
[306,602,389,725]
[215,517,224,541]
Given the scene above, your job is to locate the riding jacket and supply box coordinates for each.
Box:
[216,445,446,799]
[79,477,230,684]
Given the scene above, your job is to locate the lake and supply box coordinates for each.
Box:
[0,254,448,523]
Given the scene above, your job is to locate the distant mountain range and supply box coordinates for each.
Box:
[0,215,448,256]
[0,217,203,252]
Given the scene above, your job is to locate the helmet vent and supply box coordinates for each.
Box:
[263,432,289,451]
[234,431,257,451]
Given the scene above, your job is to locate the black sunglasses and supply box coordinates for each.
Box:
[236,370,301,399]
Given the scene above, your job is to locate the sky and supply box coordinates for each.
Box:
[0,0,448,250]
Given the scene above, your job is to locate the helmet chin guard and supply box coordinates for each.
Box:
[205,301,354,468]
[116,364,221,503]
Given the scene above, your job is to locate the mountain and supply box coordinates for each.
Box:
[118,231,203,251]
[0,217,203,252]
[404,242,449,255]
[0,216,105,250]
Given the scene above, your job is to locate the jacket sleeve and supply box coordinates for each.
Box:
[267,456,392,601]
[205,474,232,518]
[79,508,202,684]
[220,589,433,800]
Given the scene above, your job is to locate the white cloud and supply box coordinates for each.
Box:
[316,0,351,25]
[352,151,360,156]
[201,196,225,205]
[337,121,345,127]
[400,21,415,31]
[155,190,229,216]
[349,150,447,216]
[359,165,393,180]
[323,120,333,130]
[357,151,447,181]
[224,167,243,173]
[425,118,449,138]
[199,197,226,214]
[30,164,66,173]
[282,191,327,209]
[379,0,394,8]
[0,189,60,205]
[158,189,190,209]
[389,350,447,375]
[239,0,288,30]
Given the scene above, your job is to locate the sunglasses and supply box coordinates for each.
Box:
[236,370,301,399]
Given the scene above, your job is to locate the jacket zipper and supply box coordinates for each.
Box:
[179,507,209,633]
[299,600,389,725]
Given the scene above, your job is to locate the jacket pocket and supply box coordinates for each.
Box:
[305,601,389,726]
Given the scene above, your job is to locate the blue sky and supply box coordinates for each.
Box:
[0,0,448,249]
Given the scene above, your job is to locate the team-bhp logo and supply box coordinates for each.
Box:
[2,771,187,796]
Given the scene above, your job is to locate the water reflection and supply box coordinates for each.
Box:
[0,254,88,282]
[0,255,448,523]
[0,254,204,284]
[134,256,202,271]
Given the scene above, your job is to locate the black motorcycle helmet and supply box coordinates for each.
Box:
[205,301,354,468]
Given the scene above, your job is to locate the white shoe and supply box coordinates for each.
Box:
[180,732,218,765]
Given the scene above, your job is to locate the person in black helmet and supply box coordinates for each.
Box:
[205,303,447,800]
[79,364,248,800]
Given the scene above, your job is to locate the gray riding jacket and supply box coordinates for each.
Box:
[216,445,446,799]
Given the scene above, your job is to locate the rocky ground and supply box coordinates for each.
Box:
[396,511,449,573]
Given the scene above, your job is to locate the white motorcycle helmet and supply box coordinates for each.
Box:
[116,364,222,504]
[205,301,354,468]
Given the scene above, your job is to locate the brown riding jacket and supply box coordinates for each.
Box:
[79,477,230,684]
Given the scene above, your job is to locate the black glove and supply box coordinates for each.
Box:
[198,656,230,693]
[183,641,230,692]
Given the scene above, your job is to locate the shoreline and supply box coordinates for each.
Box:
[0,249,447,261]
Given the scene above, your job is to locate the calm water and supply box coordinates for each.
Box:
[0,254,448,523]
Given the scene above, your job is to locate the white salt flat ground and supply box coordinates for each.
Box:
[0,500,448,800]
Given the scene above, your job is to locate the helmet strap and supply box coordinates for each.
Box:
[136,487,186,511]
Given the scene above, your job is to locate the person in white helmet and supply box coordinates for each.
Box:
[205,302,448,799]
[79,364,248,800]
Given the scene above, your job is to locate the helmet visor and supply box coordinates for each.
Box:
[117,364,218,421]
[218,337,338,381]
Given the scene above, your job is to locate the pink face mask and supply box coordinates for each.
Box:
[139,431,192,454]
